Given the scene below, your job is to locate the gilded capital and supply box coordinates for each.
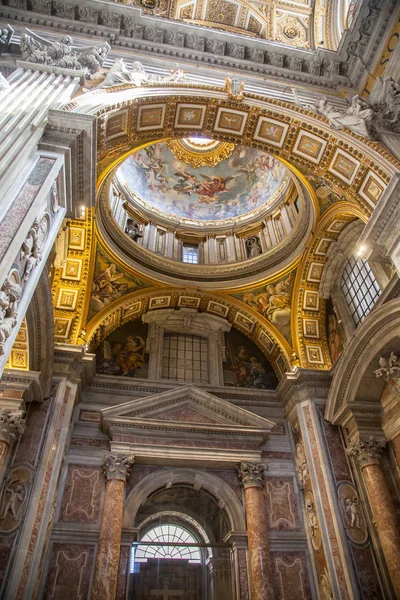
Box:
[237,462,268,489]
[102,452,134,482]
[0,409,25,445]
[346,437,385,469]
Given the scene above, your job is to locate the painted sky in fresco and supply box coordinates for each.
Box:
[117,143,288,222]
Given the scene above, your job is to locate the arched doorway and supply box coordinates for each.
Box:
[129,485,235,600]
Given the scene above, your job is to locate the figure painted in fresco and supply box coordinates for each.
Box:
[326,298,344,364]
[117,144,288,222]
[96,320,149,378]
[224,329,277,389]
[91,263,129,311]
[239,272,294,340]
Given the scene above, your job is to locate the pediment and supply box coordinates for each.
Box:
[101,385,274,433]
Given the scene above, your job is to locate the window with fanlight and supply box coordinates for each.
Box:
[130,524,202,572]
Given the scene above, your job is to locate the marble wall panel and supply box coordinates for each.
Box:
[237,548,249,600]
[0,534,16,590]
[320,416,351,482]
[351,545,383,600]
[209,469,243,503]
[59,465,103,523]
[264,477,300,531]
[43,543,95,600]
[116,546,130,600]
[13,398,51,468]
[69,437,109,449]
[271,551,312,599]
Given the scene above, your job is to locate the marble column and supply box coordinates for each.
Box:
[0,408,25,480]
[237,462,272,600]
[91,453,134,600]
[347,437,400,597]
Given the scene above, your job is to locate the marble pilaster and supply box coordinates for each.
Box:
[237,462,272,600]
[91,453,134,600]
[392,434,400,468]
[347,438,400,597]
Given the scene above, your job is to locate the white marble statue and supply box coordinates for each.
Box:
[292,87,374,138]
[97,59,187,89]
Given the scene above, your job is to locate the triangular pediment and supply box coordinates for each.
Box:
[101,385,275,432]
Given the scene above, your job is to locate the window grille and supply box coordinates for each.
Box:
[162,333,208,383]
[130,524,201,571]
[340,257,381,326]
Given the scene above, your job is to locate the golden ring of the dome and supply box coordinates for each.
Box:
[166,138,235,168]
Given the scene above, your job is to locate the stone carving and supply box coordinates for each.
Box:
[319,569,334,600]
[304,490,321,550]
[125,219,143,242]
[374,352,400,394]
[20,29,110,77]
[346,437,385,469]
[98,59,186,89]
[0,279,22,356]
[237,462,268,488]
[245,236,262,258]
[370,78,400,134]
[102,452,134,482]
[0,474,28,520]
[0,409,25,444]
[19,220,42,283]
[338,482,368,544]
[295,443,309,490]
[0,24,13,50]
[295,92,374,138]
[225,76,244,101]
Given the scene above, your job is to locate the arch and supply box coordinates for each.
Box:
[84,285,294,378]
[292,201,367,369]
[325,297,400,422]
[26,271,54,398]
[123,467,246,532]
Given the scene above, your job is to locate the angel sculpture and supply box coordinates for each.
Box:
[20,29,110,77]
[374,353,400,395]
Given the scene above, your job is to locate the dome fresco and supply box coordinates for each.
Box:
[116,142,290,223]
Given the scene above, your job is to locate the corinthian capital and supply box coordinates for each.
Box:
[0,409,25,444]
[237,462,268,489]
[102,452,134,482]
[346,437,385,469]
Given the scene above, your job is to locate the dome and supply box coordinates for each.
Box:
[116,140,291,227]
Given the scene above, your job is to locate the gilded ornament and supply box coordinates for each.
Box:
[166,138,235,168]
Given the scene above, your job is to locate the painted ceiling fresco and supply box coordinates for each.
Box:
[117,143,289,222]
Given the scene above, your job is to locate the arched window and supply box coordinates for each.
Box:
[131,524,201,571]
[340,256,381,327]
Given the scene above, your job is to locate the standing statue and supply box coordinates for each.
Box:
[246,236,262,258]
[125,219,143,242]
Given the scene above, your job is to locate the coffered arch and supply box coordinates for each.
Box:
[84,287,294,379]
[292,201,367,369]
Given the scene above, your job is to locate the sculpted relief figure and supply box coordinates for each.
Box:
[20,29,110,77]
[375,352,400,395]
[246,236,262,258]
[344,496,362,529]
[292,87,374,138]
[0,477,27,521]
[0,279,21,356]
[98,59,187,89]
